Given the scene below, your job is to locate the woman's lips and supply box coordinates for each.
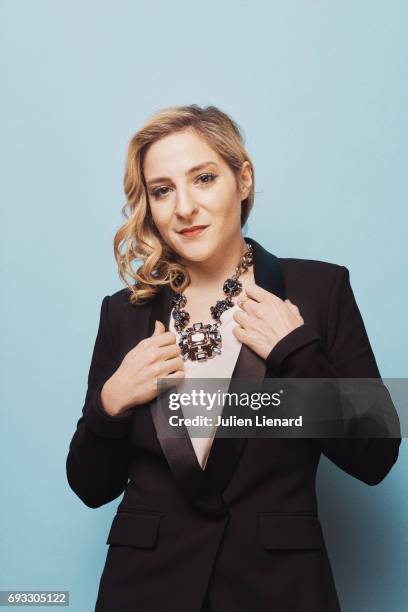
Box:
[179,225,208,237]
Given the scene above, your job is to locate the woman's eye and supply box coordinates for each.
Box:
[151,186,171,199]
[196,172,217,184]
[150,173,217,199]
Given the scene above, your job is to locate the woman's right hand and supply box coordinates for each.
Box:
[100,320,185,416]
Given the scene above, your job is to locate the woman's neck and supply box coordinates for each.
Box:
[182,235,250,292]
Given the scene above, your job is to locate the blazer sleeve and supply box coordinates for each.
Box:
[66,295,135,508]
[266,265,401,485]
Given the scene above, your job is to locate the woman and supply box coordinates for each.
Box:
[66,105,401,612]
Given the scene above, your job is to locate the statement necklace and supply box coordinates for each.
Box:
[171,242,254,362]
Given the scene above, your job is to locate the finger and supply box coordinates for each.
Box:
[242,283,265,302]
[232,324,248,343]
[244,283,279,303]
[159,371,185,391]
[158,342,182,360]
[165,370,185,378]
[238,293,255,306]
[285,299,300,313]
[152,320,165,336]
[161,356,184,376]
[238,299,248,311]
[233,309,251,327]
[154,331,178,347]
[237,297,262,318]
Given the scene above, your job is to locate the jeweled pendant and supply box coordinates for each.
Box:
[178,322,222,362]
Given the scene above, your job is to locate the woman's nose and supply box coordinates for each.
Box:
[174,187,199,217]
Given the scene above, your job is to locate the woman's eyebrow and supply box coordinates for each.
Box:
[146,161,219,186]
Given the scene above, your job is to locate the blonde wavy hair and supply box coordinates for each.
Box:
[114,104,255,305]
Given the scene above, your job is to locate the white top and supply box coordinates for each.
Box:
[169,303,242,469]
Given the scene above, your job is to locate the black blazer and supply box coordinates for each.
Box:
[66,236,401,612]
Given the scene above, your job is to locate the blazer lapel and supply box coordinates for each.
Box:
[147,236,286,516]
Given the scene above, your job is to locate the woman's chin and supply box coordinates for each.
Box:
[178,249,212,263]
[173,235,216,260]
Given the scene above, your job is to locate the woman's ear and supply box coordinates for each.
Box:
[239,161,253,197]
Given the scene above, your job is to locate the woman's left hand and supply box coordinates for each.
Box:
[232,283,304,360]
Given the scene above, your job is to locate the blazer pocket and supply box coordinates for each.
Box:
[259,514,324,550]
[106,511,161,549]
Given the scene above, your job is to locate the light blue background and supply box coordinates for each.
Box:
[1,1,407,610]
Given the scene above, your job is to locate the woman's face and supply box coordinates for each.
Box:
[143,128,252,264]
